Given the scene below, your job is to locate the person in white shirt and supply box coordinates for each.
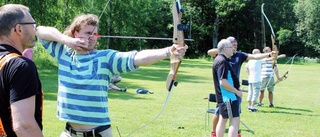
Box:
[245,49,265,112]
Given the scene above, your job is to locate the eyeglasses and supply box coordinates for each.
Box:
[17,22,37,28]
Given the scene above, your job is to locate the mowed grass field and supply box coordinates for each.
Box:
[38,58,320,137]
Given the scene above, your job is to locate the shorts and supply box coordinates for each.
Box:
[260,76,274,92]
[247,82,261,102]
[218,100,240,119]
[215,97,242,115]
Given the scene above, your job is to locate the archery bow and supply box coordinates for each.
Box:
[262,3,278,68]
[261,3,280,90]
[166,0,187,91]
[126,0,188,136]
[272,53,298,86]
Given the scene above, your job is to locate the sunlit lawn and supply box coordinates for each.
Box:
[38,58,320,137]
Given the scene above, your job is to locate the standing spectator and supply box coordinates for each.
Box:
[0,4,43,137]
[212,39,242,137]
[245,49,264,112]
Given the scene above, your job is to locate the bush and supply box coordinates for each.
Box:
[33,43,58,69]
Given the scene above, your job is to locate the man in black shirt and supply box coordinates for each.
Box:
[0,4,43,137]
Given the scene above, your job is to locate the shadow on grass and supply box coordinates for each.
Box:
[258,105,313,116]
[224,128,255,135]
[259,110,303,115]
[275,106,312,112]
[108,90,154,100]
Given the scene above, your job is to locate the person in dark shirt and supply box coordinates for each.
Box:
[0,4,43,137]
[212,39,242,137]
[208,36,276,137]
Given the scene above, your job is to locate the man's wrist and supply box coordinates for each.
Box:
[166,47,171,58]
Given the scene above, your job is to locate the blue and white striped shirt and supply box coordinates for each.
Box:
[39,39,138,125]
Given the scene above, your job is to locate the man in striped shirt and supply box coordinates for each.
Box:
[258,47,283,108]
[36,14,188,137]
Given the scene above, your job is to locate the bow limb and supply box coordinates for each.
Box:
[272,71,288,86]
[262,3,279,68]
[272,53,298,86]
[166,0,186,91]
[261,3,280,91]
[271,34,279,69]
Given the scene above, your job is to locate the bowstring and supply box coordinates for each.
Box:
[273,53,298,86]
[126,90,173,137]
[264,53,298,89]
[127,1,183,135]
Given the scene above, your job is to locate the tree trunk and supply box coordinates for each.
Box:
[212,14,219,48]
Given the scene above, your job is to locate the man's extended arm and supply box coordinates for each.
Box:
[134,44,187,66]
[247,53,271,60]
[207,48,218,57]
[36,26,87,50]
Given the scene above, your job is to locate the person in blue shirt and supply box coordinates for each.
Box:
[36,14,188,137]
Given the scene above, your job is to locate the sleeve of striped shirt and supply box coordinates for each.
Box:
[38,39,70,61]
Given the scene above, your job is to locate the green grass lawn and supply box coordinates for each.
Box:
[38,58,320,137]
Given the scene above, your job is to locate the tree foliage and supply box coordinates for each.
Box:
[294,0,320,54]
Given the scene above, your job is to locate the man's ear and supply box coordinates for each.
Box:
[14,25,23,33]
[73,30,79,37]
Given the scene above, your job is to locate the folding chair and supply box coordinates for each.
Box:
[204,94,216,135]
[241,79,249,92]
[204,93,254,135]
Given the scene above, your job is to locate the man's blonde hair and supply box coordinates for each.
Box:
[63,14,99,37]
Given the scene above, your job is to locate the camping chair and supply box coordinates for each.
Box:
[204,93,254,135]
[204,93,216,134]
[241,79,249,92]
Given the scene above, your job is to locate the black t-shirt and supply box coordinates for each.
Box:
[212,54,240,103]
[0,45,43,137]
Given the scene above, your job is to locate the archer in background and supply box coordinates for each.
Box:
[208,36,276,137]
[257,46,285,108]
[36,14,187,137]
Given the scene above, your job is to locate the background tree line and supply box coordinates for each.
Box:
[2,0,319,58]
